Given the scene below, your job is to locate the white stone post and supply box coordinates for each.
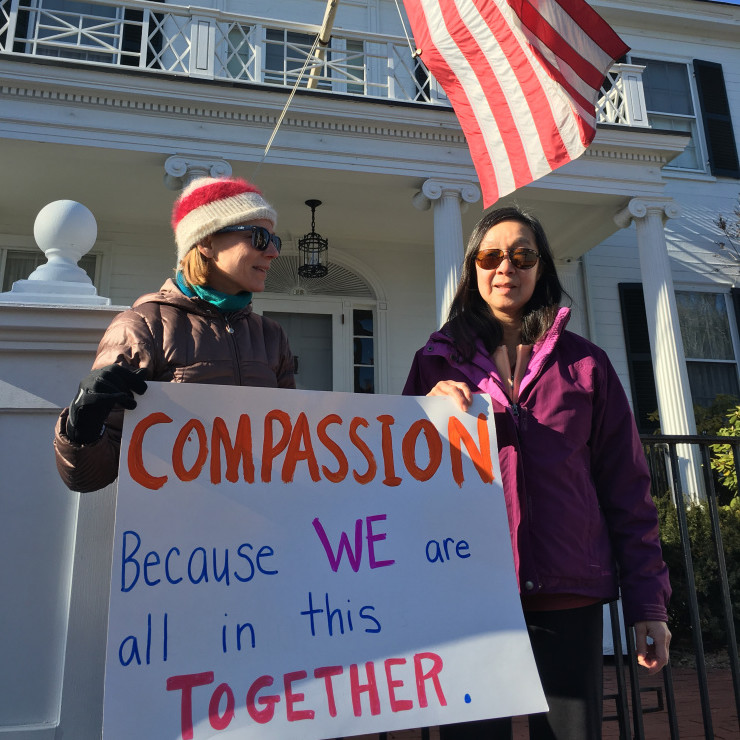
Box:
[614,197,702,499]
[0,200,109,305]
[0,201,125,737]
[413,179,481,328]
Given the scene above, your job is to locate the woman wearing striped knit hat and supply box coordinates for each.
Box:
[54,176,295,493]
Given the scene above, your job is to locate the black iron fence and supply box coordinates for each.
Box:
[609,435,740,739]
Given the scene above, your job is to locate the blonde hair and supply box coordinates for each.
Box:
[178,245,211,287]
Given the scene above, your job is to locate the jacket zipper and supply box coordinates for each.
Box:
[222,312,242,385]
[491,373,520,421]
[508,402,538,590]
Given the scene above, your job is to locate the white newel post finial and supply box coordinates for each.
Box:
[413,179,481,328]
[0,200,110,305]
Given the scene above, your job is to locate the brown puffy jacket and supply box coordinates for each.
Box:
[54,279,295,492]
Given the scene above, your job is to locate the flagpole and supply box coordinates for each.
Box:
[307,0,340,89]
[254,3,333,175]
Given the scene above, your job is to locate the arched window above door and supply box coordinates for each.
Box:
[264,256,375,298]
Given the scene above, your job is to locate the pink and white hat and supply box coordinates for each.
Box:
[171,177,277,262]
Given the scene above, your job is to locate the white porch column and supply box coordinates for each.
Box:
[413,179,481,328]
[614,198,701,498]
[614,198,694,435]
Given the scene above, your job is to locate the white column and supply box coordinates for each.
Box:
[615,198,694,436]
[614,198,702,499]
[163,155,232,190]
[413,179,481,328]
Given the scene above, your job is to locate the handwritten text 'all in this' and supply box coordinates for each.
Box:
[126,410,496,491]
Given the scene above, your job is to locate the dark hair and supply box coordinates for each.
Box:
[446,206,567,360]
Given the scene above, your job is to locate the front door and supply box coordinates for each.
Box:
[263,311,333,391]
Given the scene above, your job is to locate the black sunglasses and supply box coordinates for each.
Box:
[475,248,539,270]
[215,225,281,253]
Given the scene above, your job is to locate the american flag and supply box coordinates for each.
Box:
[403,0,629,207]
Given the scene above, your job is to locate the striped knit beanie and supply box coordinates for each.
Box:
[171,177,277,262]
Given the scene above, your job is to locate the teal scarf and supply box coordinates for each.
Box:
[175,271,252,312]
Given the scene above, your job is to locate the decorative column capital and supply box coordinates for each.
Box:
[413,179,481,211]
[163,155,233,191]
[614,197,681,229]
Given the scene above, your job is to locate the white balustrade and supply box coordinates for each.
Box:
[1,0,644,122]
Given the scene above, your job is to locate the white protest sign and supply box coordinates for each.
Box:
[103,383,546,739]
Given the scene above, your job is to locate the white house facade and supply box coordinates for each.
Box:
[0,0,739,737]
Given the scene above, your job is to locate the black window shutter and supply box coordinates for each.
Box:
[618,284,660,434]
[693,59,740,178]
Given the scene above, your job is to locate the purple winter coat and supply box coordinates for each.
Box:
[403,307,670,626]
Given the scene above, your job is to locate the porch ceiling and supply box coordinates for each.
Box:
[0,128,688,266]
[0,55,689,263]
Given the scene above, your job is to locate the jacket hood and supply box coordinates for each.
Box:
[132,278,254,318]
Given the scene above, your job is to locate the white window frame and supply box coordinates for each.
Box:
[628,55,708,174]
[0,244,102,292]
[675,285,740,406]
[350,303,377,394]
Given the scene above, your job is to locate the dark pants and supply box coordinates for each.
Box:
[439,603,604,740]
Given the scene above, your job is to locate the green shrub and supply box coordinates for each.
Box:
[655,493,740,650]
[710,404,740,498]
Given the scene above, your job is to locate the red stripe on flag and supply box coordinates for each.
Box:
[553,0,630,58]
[437,1,535,188]
[470,0,571,169]
[509,0,609,91]
[523,40,596,147]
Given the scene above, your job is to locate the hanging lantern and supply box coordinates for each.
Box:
[297,199,328,278]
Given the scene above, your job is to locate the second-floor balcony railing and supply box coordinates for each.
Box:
[0,0,647,126]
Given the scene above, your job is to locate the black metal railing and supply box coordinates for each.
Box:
[608,435,740,739]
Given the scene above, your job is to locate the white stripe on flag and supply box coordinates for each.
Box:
[420,0,519,196]
[530,0,616,73]
[493,0,587,162]
[457,0,555,182]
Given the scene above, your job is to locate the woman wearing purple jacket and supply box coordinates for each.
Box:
[403,206,670,740]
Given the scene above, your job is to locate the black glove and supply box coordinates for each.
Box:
[66,364,148,445]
